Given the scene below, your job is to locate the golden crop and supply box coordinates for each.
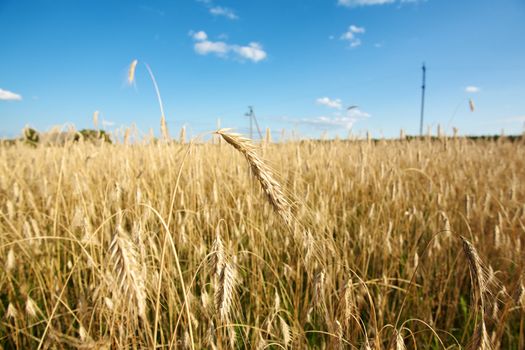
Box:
[1,134,524,349]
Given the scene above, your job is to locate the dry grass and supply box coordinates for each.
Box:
[1,134,524,349]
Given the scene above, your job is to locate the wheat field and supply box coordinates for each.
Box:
[1,133,524,349]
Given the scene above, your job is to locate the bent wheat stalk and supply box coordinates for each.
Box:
[215,129,293,228]
[460,236,492,350]
[127,59,170,141]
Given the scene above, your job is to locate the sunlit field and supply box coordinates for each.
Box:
[1,133,524,349]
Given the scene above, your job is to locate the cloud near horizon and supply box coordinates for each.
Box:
[496,115,525,123]
[316,97,343,109]
[286,106,370,130]
[338,0,419,7]
[465,86,480,93]
[191,30,267,62]
[0,88,22,101]
[478,115,525,127]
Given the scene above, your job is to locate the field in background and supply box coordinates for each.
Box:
[1,135,524,349]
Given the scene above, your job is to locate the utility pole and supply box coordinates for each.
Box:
[419,62,426,136]
[245,106,254,139]
[245,106,263,140]
[249,107,253,139]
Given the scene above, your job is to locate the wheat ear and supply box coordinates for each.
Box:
[215,260,237,322]
[109,224,147,319]
[128,59,138,85]
[93,110,99,129]
[210,230,237,323]
[127,59,170,141]
[460,236,492,350]
[215,129,293,227]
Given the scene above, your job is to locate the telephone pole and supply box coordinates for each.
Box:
[419,62,426,136]
[245,106,254,139]
[245,106,263,140]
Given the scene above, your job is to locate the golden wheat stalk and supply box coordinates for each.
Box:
[210,233,226,276]
[25,296,39,319]
[279,315,292,347]
[396,329,406,350]
[342,276,355,321]
[215,129,293,228]
[313,269,326,312]
[5,248,15,272]
[265,127,272,144]
[93,110,99,129]
[124,128,130,145]
[160,115,170,141]
[179,125,186,144]
[127,59,171,141]
[6,303,18,319]
[143,63,170,141]
[128,59,138,85]
[215,260,237,322]
[460,236,492,350]
[109,224,147,319]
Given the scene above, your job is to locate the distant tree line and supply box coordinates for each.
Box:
[1,128,111,146]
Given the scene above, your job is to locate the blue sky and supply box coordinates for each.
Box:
[1,0,524,139]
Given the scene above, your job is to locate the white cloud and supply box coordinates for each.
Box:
[340,31,355,41]
[197,1,239,20]
[194,40,229,56]
[349,25,365,33]
[191,30,208,41]
[233,42,267,62]
[292,101,370,130]
[299,108,370,130]
[340,25,365,47]
[346,107,370,119]
[279,103,370,132]
[304,116,355,129]
[0,88,22,101]
[209,6,238,19]
[305,116,348,127]
[191,31,267,62]
[465,86,480,93]
[316,97,343,110]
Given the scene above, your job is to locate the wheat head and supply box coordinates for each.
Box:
[215,129,293,228]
